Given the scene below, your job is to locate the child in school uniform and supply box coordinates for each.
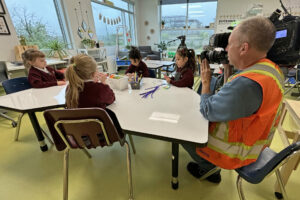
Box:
[125,46,150,78]
[65,54,115,109]
[164,47,196,89]
[22,49,66,88]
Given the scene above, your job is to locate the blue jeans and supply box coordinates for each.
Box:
[182,143,220,174]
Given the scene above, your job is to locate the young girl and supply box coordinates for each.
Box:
[65,54,115,109]
[22,49,66,88]
[164,47,195,89]
[125,46,150,78]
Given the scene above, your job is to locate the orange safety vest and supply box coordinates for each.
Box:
[196,59,284,169]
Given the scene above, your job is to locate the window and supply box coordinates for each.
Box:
[91,0,135,49]
[161,0,217,54]
[6,0,70,49]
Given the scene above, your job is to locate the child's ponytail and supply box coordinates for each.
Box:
[176,47,196,72]
[187,48,196,73]
[65,64,84,108]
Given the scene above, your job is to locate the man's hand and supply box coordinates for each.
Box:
[201,59,211,94]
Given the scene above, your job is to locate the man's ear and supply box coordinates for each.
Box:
[240,42,249,56]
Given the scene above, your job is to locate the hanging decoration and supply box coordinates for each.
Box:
[85,11,94,39]
[78,1,87,31]
[99,13,122,26]
[74,8,84,39]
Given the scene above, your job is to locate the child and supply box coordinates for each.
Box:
[65,54,115,109]
[22,49,66,88]
[125,46,150,78]
[164,47,195,89]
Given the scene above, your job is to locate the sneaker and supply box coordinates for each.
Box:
[187,162,221,183]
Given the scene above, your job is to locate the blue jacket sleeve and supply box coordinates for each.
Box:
[200,76,263,122]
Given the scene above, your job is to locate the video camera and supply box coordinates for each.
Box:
[200,2,300,65]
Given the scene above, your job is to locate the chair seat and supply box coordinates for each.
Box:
[236,142,300,184]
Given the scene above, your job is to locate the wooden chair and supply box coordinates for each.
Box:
[43,108,134,200]
[274,99,300,199]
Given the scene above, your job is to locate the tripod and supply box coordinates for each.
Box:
[164,35,187,74]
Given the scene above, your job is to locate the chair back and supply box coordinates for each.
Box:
[44,108,125,151]
[236,141,300,184]
[2,77,31,94]
[0,61,8,83]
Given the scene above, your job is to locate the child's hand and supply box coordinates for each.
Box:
[164,74,171,83]
[57,81,66,86]
[98,73,107,84]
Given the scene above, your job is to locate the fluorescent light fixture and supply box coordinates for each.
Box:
[189,5,202,8]
[190,15,206,18]
[189,11,204,14]
[149,112,180,124]
[182,5,203,8]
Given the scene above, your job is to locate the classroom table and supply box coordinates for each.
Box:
[144,60,175,78]
[109,78,208,189]
[0,85,66,151]
[6,59,68,78]
[0,78,208,189]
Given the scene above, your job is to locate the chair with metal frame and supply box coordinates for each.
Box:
[2,77,53,144]
[197,142,300,200]
[0,61,18,127]
[235,141,300,200]
[43,108,134,200]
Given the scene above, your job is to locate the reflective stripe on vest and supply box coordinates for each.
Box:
[196,59,284,169]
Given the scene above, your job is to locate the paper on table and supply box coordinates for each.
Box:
[149,112,180,123]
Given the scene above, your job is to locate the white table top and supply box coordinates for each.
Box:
[0,85,66,112]
[144,60,174,66]
[0,78,208,144]
[109,78,208,144]
[146,63,164,69]
[6,59,67,72]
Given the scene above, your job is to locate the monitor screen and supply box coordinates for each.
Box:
[276,29,287,39]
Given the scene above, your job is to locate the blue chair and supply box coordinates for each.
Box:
[0,61,18,127]
[2,77,53,144]
[2,77,32,141]
[235,141,300,200]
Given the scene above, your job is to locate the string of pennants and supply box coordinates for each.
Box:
[99,13,121,25]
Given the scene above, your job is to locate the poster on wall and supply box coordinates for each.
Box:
[0,16,10,35]
[0,0,5,14]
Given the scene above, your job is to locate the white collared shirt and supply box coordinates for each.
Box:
[33,66,50,74]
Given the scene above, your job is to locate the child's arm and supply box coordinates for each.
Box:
[125,64,134,75]
[170,70,194,88]
[98,84,116,106]
[141,62,150,77]
[29,73,58,88]
[54,69,65,80]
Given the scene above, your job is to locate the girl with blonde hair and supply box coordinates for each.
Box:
[22,49,65,88]
[65,54,115,109]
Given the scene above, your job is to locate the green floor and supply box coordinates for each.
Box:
[0,81,299,200]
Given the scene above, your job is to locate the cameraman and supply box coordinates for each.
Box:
[183,16,284,183]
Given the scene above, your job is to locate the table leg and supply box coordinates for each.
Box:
[171,142,179,189]
[28,112,48,152]
[158,68,162,79]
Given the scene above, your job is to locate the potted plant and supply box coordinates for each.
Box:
[47,40,68,60]
[81,38,96,49]
[156,41,168,58]
[161,20,165,29]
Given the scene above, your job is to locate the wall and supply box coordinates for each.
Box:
[0,0,19,61]
[62,0,97,50]
[135,0,160,50]
[215,0,299,33]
